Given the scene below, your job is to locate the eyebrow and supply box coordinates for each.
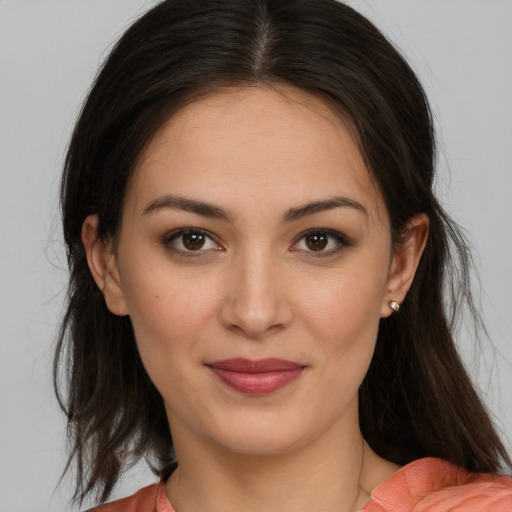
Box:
[143,195,233,221]
[142,194,367,222]
[282,196,367,222]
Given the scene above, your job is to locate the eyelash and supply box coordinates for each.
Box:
[161,228,222,258]
[291,228,353,257]
[161,228,353,258]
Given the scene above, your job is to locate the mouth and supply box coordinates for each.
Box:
[205,358,306,395]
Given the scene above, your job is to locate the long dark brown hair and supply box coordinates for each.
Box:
[54,0,511,505]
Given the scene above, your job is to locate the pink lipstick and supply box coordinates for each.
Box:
[205,358,305,395]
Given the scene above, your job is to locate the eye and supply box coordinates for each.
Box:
[291,229,352,256]
[163,229,222,256]
[303,232,330,251]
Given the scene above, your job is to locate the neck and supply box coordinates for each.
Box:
[165,410,379,512]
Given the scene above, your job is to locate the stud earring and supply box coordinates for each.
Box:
[389,300,400,312]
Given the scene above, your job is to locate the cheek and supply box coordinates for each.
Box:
[119,265,221,412]
[119,262,220,359]
[300,267,386,338]
[293,263,387,391]
[316,279,382,392]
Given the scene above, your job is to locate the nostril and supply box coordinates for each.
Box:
[218,257,294,337]
[219,291,293,339]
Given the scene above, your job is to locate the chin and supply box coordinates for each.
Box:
[202,411,324,457]
[215,431,306,456]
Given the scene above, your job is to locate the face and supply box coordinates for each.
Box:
[89,86,414,457]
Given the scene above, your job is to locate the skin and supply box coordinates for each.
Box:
[83,85,428,512]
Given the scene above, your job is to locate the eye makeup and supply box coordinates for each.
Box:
[160,226,354,260]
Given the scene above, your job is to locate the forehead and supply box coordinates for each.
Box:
[128,85,387,223]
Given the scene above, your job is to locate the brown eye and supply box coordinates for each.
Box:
[182,232,206,250]
[164,229,221,255]
[291,229,351,257]
[305,233,328,251]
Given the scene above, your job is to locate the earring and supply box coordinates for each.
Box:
[389,300,400,312]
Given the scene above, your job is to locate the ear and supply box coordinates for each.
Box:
[381,214,429,318]
[81,215,129,316]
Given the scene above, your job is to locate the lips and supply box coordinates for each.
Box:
[205,358,305,395]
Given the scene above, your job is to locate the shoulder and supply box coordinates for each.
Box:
[364,457,512,512]
[87,480,174,512]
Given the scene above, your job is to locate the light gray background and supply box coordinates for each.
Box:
[1,1,511,510]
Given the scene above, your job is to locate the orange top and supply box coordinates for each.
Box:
[89,457,512,512]
[363,457,512,511]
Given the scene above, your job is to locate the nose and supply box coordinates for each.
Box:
[218,247,293,339]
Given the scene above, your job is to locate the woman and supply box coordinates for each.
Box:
[54,0,512,510]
